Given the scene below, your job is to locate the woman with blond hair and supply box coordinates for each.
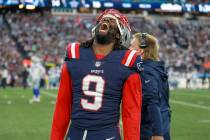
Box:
[130,33,171,140]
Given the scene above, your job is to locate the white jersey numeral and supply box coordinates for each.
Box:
[81,75,105,111]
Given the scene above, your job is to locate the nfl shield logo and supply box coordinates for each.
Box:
[95,61,101,67]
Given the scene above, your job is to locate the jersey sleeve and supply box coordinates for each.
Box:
[50,63,72,140]
[142,73,163,136]
[65,42,80,60]
[122,73,142,140]
[121,50,143,73]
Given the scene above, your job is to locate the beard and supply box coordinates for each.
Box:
[95,23,119,45]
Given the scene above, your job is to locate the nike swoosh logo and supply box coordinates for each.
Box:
[145,80,151,83]
[106,137,115,140]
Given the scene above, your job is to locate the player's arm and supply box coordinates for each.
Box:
[50,63,72,140]
[143,74,163,138]
[122,73,142,140]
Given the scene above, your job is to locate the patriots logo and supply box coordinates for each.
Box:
[137,62,144,72]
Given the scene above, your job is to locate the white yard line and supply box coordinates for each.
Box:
[199,120,210,123]
[170,100,210,111]
[41,90,57,98]
[174,93,210,99]
[42,90,210,111]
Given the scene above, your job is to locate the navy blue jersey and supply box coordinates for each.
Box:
[51,43,143,140]
[66,44,140,130]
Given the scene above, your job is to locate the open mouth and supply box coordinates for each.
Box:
[99,22,110,34]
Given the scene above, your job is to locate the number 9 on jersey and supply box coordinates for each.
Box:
[81,75,105,111]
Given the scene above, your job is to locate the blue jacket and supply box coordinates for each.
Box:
[141,60,170,139]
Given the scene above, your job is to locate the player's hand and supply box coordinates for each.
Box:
[151,136,164,140]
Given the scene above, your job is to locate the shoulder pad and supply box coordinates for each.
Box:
[121,50,143,72]
[65,42,80,59]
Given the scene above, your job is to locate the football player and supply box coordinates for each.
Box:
[29,56,45,103]
[51,9,143,140]
[130,33,171,140]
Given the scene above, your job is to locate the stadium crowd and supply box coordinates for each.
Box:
[0,16,22,87]
[0,12,210,87]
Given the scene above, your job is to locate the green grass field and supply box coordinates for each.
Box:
[0,88,210,140]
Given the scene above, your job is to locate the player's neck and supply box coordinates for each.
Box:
[92,40,115,56]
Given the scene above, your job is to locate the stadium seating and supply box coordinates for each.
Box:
[0,13,209,86]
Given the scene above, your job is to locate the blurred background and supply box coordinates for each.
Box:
[0,0,210,140]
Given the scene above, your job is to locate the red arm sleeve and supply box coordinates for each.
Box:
[122,73,142,140]
[50,63,72,140]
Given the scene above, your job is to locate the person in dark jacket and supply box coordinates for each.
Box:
[22,67,29,89]
[130,33,171,140]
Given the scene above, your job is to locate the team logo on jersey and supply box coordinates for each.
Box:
[106,137,115,140]
[137,62,144,71]
[95,61,101,67]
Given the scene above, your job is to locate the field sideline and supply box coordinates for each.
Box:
[0,88,210,140]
